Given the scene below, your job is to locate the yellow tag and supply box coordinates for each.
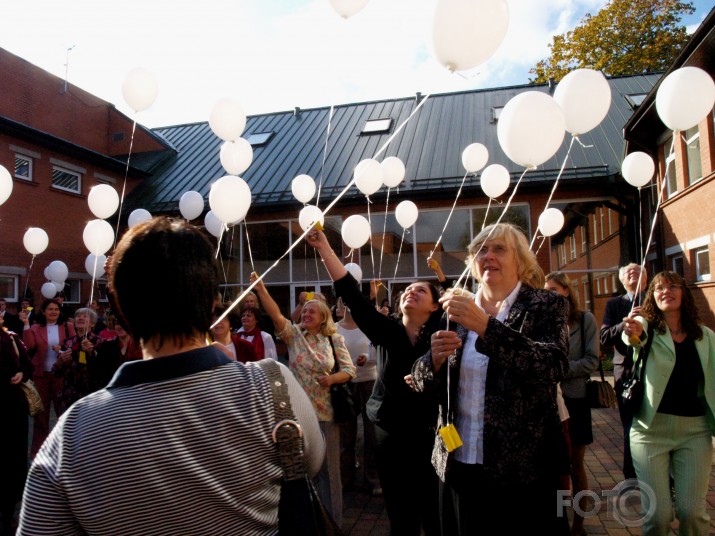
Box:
[313,221,324,231]
[628,335,641,345]
[27,307,33,311]
[305,292,314,300]
[439,423,463,452]
[79,351,87,364]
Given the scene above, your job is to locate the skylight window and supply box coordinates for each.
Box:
[362,118,392,134]
[492,106,504,123]
[246,132,274,146]
[625,93,647,109]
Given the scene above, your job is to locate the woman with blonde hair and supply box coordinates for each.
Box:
[251,274,355,528]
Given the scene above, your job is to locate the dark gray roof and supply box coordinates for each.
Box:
[126,73,661,214]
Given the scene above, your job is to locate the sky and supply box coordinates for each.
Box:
[1,0,711,129]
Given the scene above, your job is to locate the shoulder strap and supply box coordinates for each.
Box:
[256,359,306,481]
[328,336,338,374]
[632,326,655,380]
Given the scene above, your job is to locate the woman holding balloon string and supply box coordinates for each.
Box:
[307,228,442,536]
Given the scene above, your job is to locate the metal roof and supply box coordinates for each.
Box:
[126,74,661,214]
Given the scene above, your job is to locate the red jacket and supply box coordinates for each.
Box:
[23,322,76,374]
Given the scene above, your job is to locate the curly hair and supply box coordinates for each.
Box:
[642,271,703,340]
[299,299,337,337]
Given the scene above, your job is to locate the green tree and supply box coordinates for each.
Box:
[530,0,695,83]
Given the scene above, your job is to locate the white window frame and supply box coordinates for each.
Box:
[684,126,702,185]
[670,254,684,277]
[14,153,33,181]
[607,208,613,236]
[592,214,599,245]
[695,247,710,282]
[664,137,678,198]
[51,166,82,194]
[599,207,605,241]
[559,244,566,266]
[580,226,587,253]
[0,274,19,301]
[582,276,591,311]
[596,277,602,295]
[570,234,577,260]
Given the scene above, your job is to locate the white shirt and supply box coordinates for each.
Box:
[454,282,521,465]
[44,323,60,372]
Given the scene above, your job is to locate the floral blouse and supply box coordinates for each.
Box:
[277,323,355,421]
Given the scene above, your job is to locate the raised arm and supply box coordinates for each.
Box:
[250,273,288,334]
[307,229,348,282]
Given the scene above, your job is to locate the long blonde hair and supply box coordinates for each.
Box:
[299,299,337,336]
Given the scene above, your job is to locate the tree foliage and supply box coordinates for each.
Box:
[530,0,695,83]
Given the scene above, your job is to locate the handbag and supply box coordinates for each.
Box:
[20,379,45,417]
[581,317,617,409]
[327,337,358,424]
[621,326,655,414]
[258,359,343,536]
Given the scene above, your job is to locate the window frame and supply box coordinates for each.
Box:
[51,166,82,194]
[14,153,33,181]
[0,274,19,301]
[664,136,677,198]
[684,125,702,185]
[695,247,710,282]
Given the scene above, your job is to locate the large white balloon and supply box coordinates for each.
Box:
[432,0,509,72]
[621,152,655,188]
[220,139,253,175]
[395,200,419,229]
[381,156,406,188]
[41,282,58,299]
[179,191,204,220]
[83,219,115,255]
[121,67,158,113]
[354,159,383,196]
[0,165,12,206]
[480,164,511,198]
[23,227,49,255]
[85,253,106,279]
[344,262,363,284]
[538,208,565,237]
[655,66,715,132]
[298,204,325,232]
[128,208,152,228]
[209,98,247,142]
[497,91,566,169]
[461,143,489,173]
[292,174,317,204]
[204,211,224,238]
[88,184,120,219]
[209,175,252,224]
[341,215,371,249]
[328,0,369,18]
[52,281,65,293]
[553,68,612,135]
[47,260,68,283]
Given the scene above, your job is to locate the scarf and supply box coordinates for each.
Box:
[238,327,265,360]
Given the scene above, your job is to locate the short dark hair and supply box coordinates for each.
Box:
[108,217,219,350]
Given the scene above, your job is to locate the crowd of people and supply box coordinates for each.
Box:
[1,218,713,536]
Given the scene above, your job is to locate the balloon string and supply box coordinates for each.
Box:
[315,105,335,210]
[534,235,547,256]
[638,187,644,263]
[529,136,575,250]
[391,228,406,285]
[481,198,493,230]
[631,137,674,311]
[211,94,433,329]
[366,197,376,281]
[377,187,391,283]
[23,255,36,299]
[244,220,255,273]
[114,119,138,247]
[430,170,470,257]
[88,254,99,313]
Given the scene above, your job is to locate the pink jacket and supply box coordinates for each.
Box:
[23,322,76,374]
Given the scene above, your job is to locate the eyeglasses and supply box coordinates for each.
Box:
[654,284,681,294]
[474,244,511,259]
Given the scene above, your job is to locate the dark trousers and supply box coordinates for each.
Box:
[441,460,570,535]
[374,424,440,536]
[31,371,63,457]
[614,376,636,479]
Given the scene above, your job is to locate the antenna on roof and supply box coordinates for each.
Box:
[63,45,76,93]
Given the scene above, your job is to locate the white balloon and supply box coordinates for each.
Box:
[538,208,565,237]
[209,175,252,224]
[209,98,247,142]
[328,0,369,18]
[497,91,566,169]
[83,219,115,255]
[23,227,49,255]
[432,0,509,72]
[52,280,65,293]
[121,67,158,113]
[553,68,612,135]
[87,184,120,219]
[204,211,224,238]
[41,282,58,299]
[461,143,489,173]
[480,164,511,198]
[381,156,406,188]
[621,152,655,188]
[85,253,106,279]
[128,208,152,228]
[43,267,50,280]
[220,139,254,175]
[656,66,715,131]
[345,262,363,284]
[0,165,12,206]
[354,159,383,196]
[47,260,68,283]
[292,174,317,204]
[341,215,371,249]
[298,205,325,232]
[179,191,204,220]
[395,200,419,229]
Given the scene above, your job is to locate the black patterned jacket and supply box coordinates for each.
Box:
[411,284,570,486]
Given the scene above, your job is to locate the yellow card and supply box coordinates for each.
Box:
[439,423,463,452]
[79,351,87,364]
[306,292,315,300]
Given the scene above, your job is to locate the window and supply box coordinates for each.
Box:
[14,154,32,181]
[664,136,677,197]
[61,279,81,304]
[582,276,591,311]
[596,277,602,295]
[492,106,504,123]
[569,234,576,260]
[592,214,599,245]
[599,207,606,241]
[581,226,587,253]
[684,126,702,185]
[361,118,392,134]
[670,254,684,277]
[607,208,613,236]
[52,166,81,194]
[246,132,274,146]
[625,93,647,109]
[611,274,618,293]
[695,247,710,282]
[0,274,19,301]
[559,244,566,266]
